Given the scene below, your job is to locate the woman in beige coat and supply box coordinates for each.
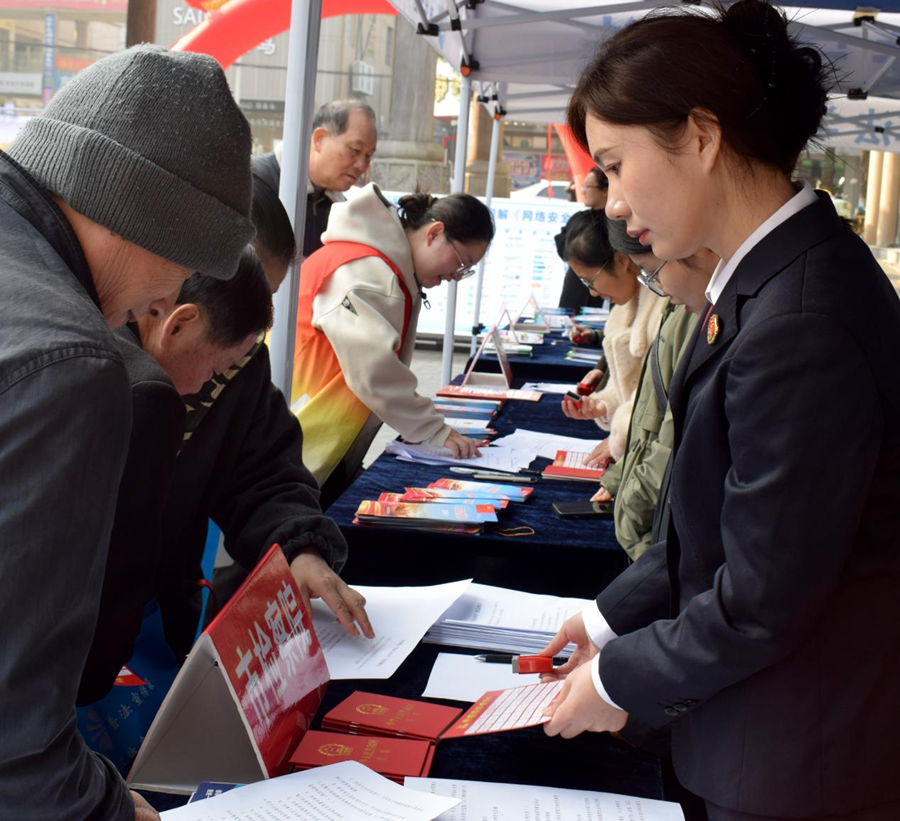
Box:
[561,213,664,462]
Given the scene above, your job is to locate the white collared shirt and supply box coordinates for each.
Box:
[705,182,818,306]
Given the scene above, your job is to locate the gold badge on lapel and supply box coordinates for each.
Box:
[707,314,721,345]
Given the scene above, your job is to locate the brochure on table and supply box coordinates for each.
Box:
[128,546,329,794]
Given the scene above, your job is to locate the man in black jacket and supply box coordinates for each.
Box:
[0,46,253,821]
[255,99,377,257]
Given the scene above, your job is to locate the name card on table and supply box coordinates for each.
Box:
[128,545,329,794]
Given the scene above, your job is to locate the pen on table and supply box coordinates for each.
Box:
[473,654,568,664]
[474,653,569,674]
[449,466,542,476]
[472,473,536,483]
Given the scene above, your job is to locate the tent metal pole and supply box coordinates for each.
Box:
[469,110,501,357]
[440,71,472,387]
[270,0,322,400]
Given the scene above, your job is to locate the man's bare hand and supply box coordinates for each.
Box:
[290,550,374,638]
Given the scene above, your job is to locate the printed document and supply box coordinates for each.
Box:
[404,777,685,821]
[311,579,472,679]
[160,761,459,820]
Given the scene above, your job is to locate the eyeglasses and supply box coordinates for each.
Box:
[637,261,667,296]
[448,237,477,280]
[579,264,608,293]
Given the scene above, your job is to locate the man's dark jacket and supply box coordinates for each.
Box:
[77,326,185,705]
[594,194,900,817]
[0,152,133,819]
[157,343,348,659]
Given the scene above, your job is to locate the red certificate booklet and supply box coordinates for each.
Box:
[321,692,463,742]
[542,450,606,482]
[289,730,435,784]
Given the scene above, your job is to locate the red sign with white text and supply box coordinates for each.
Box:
[206,545,330,777]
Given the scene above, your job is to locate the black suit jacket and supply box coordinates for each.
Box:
[594,194,900,816]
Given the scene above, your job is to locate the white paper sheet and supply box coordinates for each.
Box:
[311,580,472,679]
[520,382,576,394]
[404,777,685,821]
[385,440,535,472]
[160,761,459,820]
[421,653,539,702]
[490,429,606,460]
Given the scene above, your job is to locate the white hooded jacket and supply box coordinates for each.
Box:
[311,183,452,453]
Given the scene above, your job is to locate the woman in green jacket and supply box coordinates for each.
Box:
[594,244,716,559]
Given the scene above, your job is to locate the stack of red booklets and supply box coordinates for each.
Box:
[289,729,436,784]
[321,691,463,742]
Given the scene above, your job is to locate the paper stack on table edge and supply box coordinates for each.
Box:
[385,440,536,472]
[424,583,589,656]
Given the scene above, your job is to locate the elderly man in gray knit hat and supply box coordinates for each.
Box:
[0,45,253,821]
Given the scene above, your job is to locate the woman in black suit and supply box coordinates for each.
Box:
[541,2,900,819]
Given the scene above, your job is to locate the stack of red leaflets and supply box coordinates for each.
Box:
[321,692,463,743]
[289,729,436,784]
[353,499,498,534]
[379,490,509,509]
[425,478,534,502]
[542,450,606,482]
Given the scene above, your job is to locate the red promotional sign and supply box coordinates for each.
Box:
[207,545,329,777]
[128,545,329,794]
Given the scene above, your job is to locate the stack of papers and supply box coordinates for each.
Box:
[405,777,685,821]
[491,429,605,460]
[384,440,535,473]
[424,583,590,655]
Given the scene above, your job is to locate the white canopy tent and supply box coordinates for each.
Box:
[270,0,900,395]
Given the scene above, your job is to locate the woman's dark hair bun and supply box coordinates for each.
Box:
[567,0,833,176]
[721,0,830,166]
[397,192,435,227]
[397,189,495,246]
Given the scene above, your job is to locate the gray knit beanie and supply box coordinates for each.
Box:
[8,44,254,279]
[606,217,646,256]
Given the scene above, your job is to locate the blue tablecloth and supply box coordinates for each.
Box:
[329,380,627,600]
[468,332,602,384]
